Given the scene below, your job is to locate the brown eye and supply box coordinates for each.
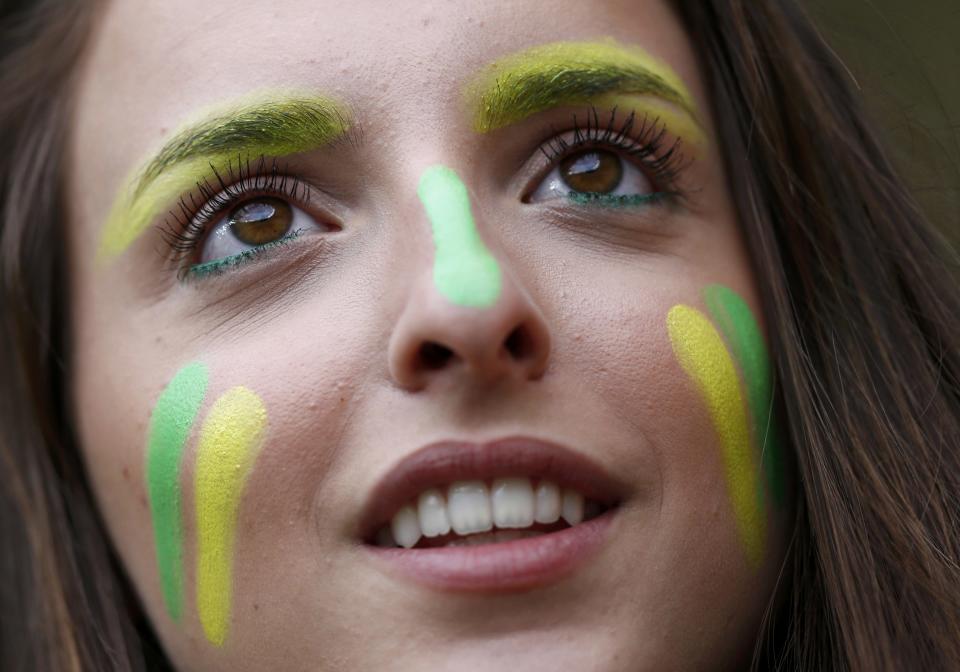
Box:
[559,150,623,194]
[228,197,293,246]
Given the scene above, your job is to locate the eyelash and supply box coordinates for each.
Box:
[160,155,309,273]
[161,107,690,278]
[535,105,687,198]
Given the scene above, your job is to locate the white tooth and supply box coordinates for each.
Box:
[390,504,422,549]
[492,477,535,529]
[375,526,397,548]
[417,488,451,537]
[534,480,561,524]
[561,489,584,526]
[447,480,493,535]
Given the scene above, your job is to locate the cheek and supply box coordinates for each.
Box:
[558,276,789,601]
[73,305,371,653]
[73,345,179,646]
[182,320,370,644]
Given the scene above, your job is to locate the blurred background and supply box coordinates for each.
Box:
[807,0,960,244]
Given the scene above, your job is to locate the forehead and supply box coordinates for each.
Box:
[73,0,700,144]
[68,0,707,256]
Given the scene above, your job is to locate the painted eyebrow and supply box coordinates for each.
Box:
[466,39,702,135]
[98,94,353,262]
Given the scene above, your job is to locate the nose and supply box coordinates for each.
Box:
[387,267,552,391]
[387,168,551,392]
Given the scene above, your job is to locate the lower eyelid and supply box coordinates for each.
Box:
[564,192,670,208]
[185,228,307,281]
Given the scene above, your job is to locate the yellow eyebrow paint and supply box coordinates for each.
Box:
[98,90,350,263]
[667,304,766,568]
[194,387,267,646]
[466,38,706,148]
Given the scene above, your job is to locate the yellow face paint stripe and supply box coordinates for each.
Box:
[194,386,267,646]
[667,305,765,568]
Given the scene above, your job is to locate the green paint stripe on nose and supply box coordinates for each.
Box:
[417,165,502,308]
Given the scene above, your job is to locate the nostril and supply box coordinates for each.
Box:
[419,341,454,370]
[504,325,533,361]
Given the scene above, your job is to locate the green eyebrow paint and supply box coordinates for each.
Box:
[145,361,208,621]
[417,165,502,308]
[704,285,785,507]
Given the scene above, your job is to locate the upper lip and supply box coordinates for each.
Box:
[356,435,632,542]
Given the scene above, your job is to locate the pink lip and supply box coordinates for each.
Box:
[355,435,631,591]
[362,506,619,592]
[356,435,631,542]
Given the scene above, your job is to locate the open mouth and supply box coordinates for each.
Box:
[356,436,629,591]
[364,476,617,549]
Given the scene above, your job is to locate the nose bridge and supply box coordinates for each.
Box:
[417,165,502,309]
[387,164,551,391]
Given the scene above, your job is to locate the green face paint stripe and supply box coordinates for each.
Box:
[703,285,786,508]
[667,305,766,568]
[417,165,503,308]
[98,92,352,262]
[465,38,703,139]
[194,386,267,647]
[145,361,208,622]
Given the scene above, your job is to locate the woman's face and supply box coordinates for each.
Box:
[68,1,792,669]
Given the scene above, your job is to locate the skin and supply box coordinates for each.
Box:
[67,1,793,670]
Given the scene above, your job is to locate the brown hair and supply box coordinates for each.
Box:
[0,1,162,669]
[1,0,957,670]
[673,1,960,668]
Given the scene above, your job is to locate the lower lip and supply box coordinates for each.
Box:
[360,507,619,592]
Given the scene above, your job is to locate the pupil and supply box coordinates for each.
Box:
[560,150,623,194]
[229,197,293,246]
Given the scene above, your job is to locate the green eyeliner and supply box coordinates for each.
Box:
[185,229,304,280]
[564,192,670,208]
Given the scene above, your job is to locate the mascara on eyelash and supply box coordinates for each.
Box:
[537,105,689,195]
[165,107,691,280]
[160,154,310,270]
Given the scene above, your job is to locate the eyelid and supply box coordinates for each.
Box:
[519,107,690,203]
[159,155,331,273]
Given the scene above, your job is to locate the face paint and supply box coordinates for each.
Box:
[465,38,706,149]
[667,305,766,568]
[98,91,351,262]
[703,285,785,507]
[194,387,268,646]
[145,362,208,622]
[417,165,502,308]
